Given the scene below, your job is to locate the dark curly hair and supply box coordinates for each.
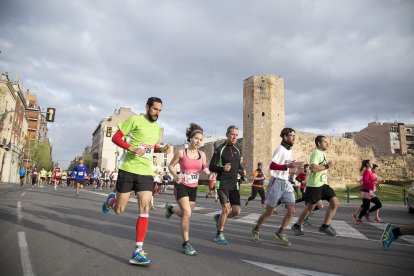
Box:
[186,123,204,142]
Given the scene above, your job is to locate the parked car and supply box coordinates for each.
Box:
[406,182,414,213]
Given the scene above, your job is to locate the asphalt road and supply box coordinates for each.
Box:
[1,183,413,276]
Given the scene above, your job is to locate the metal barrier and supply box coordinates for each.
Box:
[346,182,411,204]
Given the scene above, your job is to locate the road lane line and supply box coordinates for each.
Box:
[21,192,26,197]
[17,201,23,222]
[18,232,35,276]
[242,260,341,276]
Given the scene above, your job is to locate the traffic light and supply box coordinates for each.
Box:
[106,127,112,137]
[46,107,56,122]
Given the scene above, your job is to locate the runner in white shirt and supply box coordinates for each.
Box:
[251,128,298,246]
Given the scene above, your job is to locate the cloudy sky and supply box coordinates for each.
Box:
[1,0,413,168]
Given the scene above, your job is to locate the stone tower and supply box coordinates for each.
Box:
[242,75,285,177]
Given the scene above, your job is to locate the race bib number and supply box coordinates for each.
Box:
[78,172,84,176]
[179,173,199,184]
[138,143,154,159]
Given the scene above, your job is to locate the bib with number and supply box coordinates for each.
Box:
[179,172,199,185]
[138,143,154,159]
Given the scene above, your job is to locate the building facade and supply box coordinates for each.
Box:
[353,121,414,156]
[0,73,31,182]
[91,107,138,171]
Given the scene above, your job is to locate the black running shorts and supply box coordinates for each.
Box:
[174,183,197,202]
[304,184,336,204]
[218,189,241,206]
[116,169,153,193]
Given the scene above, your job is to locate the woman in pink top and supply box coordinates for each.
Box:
[356,160,383,224]
[165,123,210,256]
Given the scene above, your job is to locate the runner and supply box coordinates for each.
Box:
[244,162,266,210]
[19,166,27,186]
[294,164,309,203]
[165,123,210,255]
[110,169,119,190]
[47,170,52,185]
[209,125,246,245]
[39,168,47,187]
[153,171,162,197]
[294,164,321,226]
[353,160,383,224]
[101,97,172,266]
[91,167,100,190]
[31,167,39,187]
[101,168,110,189]
[382,223,414,251]
[205,172,218,202]
[251,128,298,246]
[61,170,68,187]
[291,135,339,237]
[71,159,89,196]
[53,164,63,190]
[352,163,384,223]
[161,172,171,194]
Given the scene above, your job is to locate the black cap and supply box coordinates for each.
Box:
[257,162,263,166]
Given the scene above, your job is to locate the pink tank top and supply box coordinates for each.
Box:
[178,149,206,187]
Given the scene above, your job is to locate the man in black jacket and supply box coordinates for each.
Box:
[209,125,245,245]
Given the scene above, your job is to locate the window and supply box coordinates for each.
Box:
[390,126,399,133]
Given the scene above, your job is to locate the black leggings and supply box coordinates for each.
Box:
[247,187,265,204]
[359,197,382,219]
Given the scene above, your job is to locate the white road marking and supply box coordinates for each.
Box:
[17,201,23,222]
[331,220,368,240]
[242,260,341,276]
[21,192,26,197]
[18,232,35,276]
[235,213,262,224]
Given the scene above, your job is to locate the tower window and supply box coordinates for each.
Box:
[262,112,265,116]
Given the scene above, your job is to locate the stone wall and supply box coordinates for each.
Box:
[199,132,414,188]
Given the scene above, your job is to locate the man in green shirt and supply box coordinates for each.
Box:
[101,97,172,266]
[291,135,339,237]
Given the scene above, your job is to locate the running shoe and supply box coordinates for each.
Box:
[374,217,384,223]
[355,219,363,225]
[251,228,261,242]
[102,193,116,214]
[364,214,372,222]
[214,233,228,245]
[274,232,291,246]
[351,213,358,223]
[165,203,173,219]
[129,249,151,266]
[319,225,337,237]
[205,194,209,199]
[214,214,220,230]
[243,202,248,209]
[182,242,197,256]
[303,216,312,226]
[291,224,304,236]
[381,223,397,251]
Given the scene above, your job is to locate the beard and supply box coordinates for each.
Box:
[147,110,158,122]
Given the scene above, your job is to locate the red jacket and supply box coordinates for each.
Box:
[361,169,376,191]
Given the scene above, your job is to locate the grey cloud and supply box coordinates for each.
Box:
[1,0,413,168]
